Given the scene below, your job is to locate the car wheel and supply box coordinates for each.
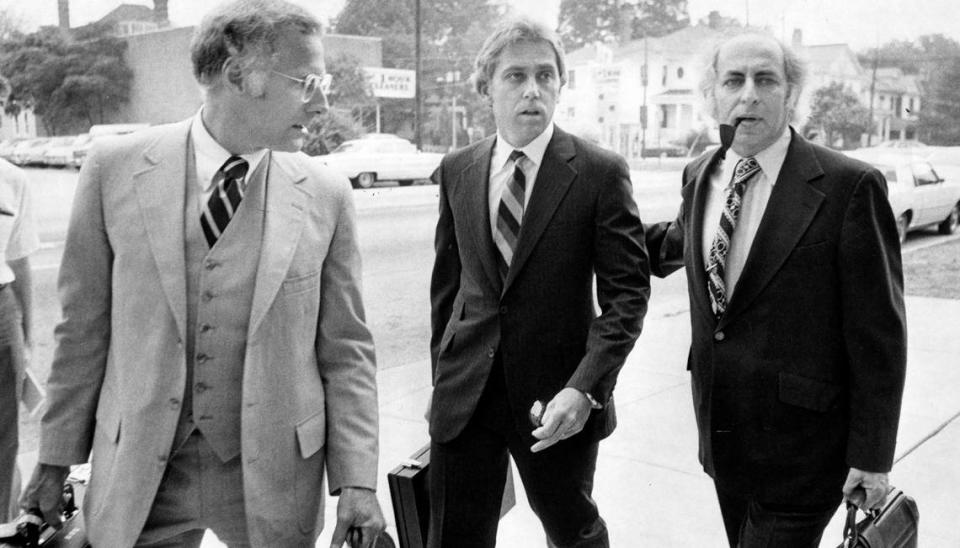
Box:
[398,180,414,187]
[937,204,959,235]
[357,172,376,189]
[896,214,909,244]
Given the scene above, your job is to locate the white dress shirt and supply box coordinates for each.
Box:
[488,124,555,237]
[0,160,39,284]
[701,127,792,298]
[189,109,268,212]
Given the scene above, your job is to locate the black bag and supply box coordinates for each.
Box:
[387,444,516,548]
[838,487,918,548]
[0,481,89,548]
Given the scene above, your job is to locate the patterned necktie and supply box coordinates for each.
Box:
[493,150,526,280]
[201,156,249,247]
[706,156,761,317]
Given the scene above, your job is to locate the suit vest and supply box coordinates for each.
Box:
[173,146,267,462]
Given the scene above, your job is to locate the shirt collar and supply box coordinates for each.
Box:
[190,108,269,191]
[726,126,792,186]
[492,123,555,172]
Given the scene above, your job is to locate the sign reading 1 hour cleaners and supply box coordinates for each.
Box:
[364,67,417,99]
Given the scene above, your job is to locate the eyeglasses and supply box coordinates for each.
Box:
[271,70,332,106]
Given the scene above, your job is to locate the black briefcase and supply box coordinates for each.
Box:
[0,480,90,548]
[838,487,918,548]
[387,444,515,548]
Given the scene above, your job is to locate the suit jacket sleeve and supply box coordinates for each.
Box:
[840,168,907,472]
[39,144,113,465]
[429,159,460,375]
[645,161,694,278]
[565,155,650,403]
[316,179,380,494]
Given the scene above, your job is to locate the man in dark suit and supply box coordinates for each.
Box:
[646,32,907,547]
[428,18,649,548]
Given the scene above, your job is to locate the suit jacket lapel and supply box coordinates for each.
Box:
[503,128,576,293]
[455,137,502,294]
[687,148,723,318]
[721,132,825,325]
[133,120,192,341]
[248,153,309,337]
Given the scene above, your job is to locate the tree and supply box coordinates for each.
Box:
[0,27,132,134]
[806,82,873,149]
[558,0,690,51]
[919,57,960,145]
[333,0,502,146]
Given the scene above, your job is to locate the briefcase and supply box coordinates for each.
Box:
[387,444,516,548]
[838,487,918,548]
[0,479,89,548]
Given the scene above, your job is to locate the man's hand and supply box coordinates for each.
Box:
[19,464,71,528]
[329,487,386,548]
[530,388,593,453]
[842,468,890,510]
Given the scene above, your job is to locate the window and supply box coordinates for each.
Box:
[912,162,941,186]
[662,65,668,86]
[677,67,684,79]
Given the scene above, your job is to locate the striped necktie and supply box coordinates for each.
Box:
[201,156,249,247]
[493,150,526,280]
[706,156,760,317]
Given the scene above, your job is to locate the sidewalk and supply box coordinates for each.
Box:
[17,294,958,546]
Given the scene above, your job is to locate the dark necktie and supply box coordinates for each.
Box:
[494,150,526,280]
[706,157,760,317]
[200,156,249,247]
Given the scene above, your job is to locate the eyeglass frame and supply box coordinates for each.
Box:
[270,70,332,107]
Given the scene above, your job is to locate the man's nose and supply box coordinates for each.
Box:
[739,80,759,104]
[522,78,540,98]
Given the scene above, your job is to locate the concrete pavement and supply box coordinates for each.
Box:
[17,288,957,547]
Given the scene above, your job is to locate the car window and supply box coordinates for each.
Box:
[911,162,941,186]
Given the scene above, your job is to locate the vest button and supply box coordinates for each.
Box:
[487,347,496,358]
[714,331,726,342]
[202,291,215,302]
[205,260,220,270]
[200,323,213,333]
[196,353,210,363]
[195,382,209,393]
[169,397,180,409]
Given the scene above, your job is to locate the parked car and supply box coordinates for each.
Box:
[640,142,688,158]
[36,136,78,168]
[43,134,91,168]
[317,136,443,188]
[0,138,28,162]
[846,150,960,242]
[72,123,150,168]
[11,138,51,166]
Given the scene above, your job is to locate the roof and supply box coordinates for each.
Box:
[801,43,866,80]
[616,25,726,59]
[97,4,157,24]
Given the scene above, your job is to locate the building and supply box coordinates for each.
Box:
[557,25,728,159]
[559,26,925,157]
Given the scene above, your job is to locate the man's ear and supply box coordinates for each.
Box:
[222,57,245,92]
[478,82,492,106]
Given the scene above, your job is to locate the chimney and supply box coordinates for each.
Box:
[792,28,803,49]
[618,3,635,44]
[58,0,70,30]
[707,10,721,30]
[154,0,169,24]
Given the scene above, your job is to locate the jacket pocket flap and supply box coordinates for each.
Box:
[778,372,841,412]
[295,410,326,459]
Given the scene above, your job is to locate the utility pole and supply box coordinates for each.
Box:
[414,0,422,149]
[867,47,879,146]
[641,33,648,158]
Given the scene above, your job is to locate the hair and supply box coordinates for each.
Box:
[698,31,808,120]
[190,0,322,88]
[472,18,567,96]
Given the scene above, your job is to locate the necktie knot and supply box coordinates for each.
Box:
[508,149,525,164]
[732,157,760,186]
[220,155,249,182]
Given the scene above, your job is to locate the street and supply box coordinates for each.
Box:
[16,164,957,450]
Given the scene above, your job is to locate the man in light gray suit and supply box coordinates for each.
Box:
[19,1,384,546]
